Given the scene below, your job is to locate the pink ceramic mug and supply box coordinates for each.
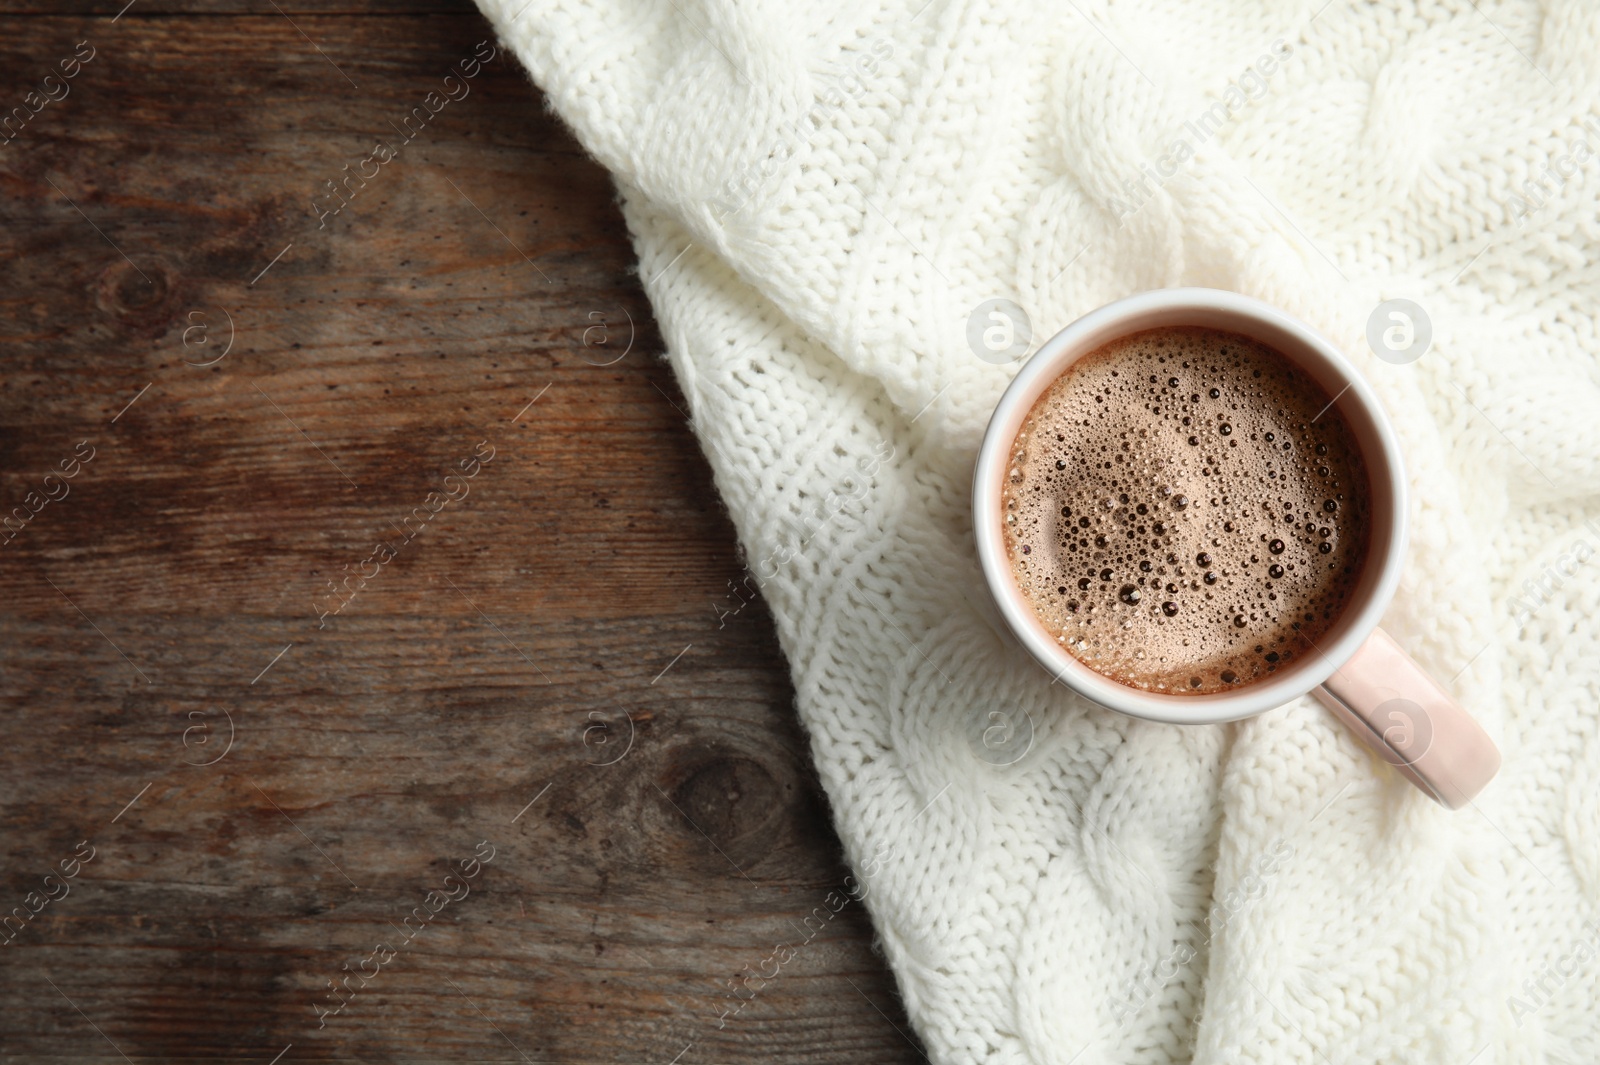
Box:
[972,288,1500,809]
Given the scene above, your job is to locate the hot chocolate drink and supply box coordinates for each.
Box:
[1001,325,1370,695]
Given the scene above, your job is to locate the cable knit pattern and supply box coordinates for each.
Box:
[476,1,1600,1061]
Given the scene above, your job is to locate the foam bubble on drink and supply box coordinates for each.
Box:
[1001,326,1371,695]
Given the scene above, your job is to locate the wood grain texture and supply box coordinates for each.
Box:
[0,6,923,1062]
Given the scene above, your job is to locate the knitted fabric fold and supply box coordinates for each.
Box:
[477,1,1600,1061]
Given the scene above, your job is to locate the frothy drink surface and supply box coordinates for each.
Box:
[1002,326,1370,695]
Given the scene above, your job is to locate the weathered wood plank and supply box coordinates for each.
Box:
[0,7,923,1063]
[0,4,458,18]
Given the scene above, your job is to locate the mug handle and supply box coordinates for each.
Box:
[1311,628,1501,809]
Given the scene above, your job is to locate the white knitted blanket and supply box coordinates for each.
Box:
[478,1,1600,1061]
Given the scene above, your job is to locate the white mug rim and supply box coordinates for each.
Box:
[971,288,1408,725]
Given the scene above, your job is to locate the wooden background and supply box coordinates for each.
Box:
[0,2,922,1061]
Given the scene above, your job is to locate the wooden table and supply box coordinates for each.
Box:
[0,3,921,1060]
